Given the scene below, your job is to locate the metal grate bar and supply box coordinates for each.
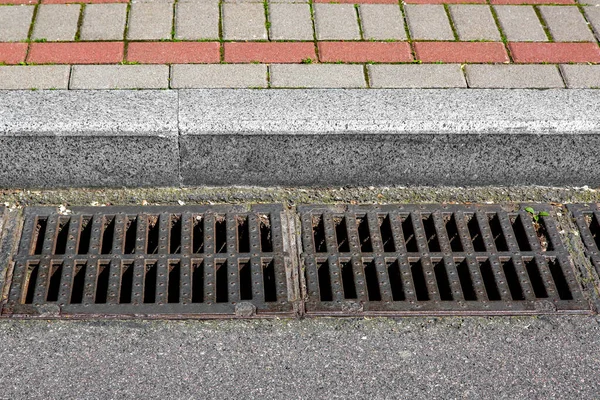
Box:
[65,216,81,255]
[32,259,50,304]
[518,211,543,252]
[453,211,474,254]
[82,261,97,305]
[534,256,560,301]
[511,256,536,301]
[87,215,104,255]
[41,214,58,255]
[432,212,452,254]
[131,259,145,305]
[444,256,465,302]
[475,212,496,253]
[497,210,519,253]
[57,260,74,305]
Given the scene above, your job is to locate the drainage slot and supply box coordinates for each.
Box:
[548,258,572,300]
[466,214,486,252]
[124,217,137,254]
[456,260,476,301]
[317,260,333,301]
[168,262,180,303]
[479,260,501,301]
[193,216,204,254]
[386,260,405,301]
[54,218,70,255]
[363,261,381,301]
[263,260,277,302]
[101,217,115,255]
[143,262,157,303]
[379,215,396,252]
[444,214,463,252]
[534,218,553,251]
[588,213,600,250]
[70,263,86,304]
[23,263,40,304]
[312,215,327,253]
[191,262,204,303]
[524,258,548,298]
[334,217,350,252]
[119,263,134,304]
[95,262,110,304]
[401,215,419,252]
[260,215,273,253]
[340,261,357,299]
[215,216,227,254]
[410,260,429,301]
[511,215,531,251]
[422,215,441,252]
[356,216,373,252]
[215,261,228,303]
[237,216,250,253]
[46,262,63,302]
[77,217,92,255]
[239,261,252,300]
[146,216,160,255]
[32,218,47,255]
[434,260,452,301]
[488,214,508,252]
[169,215,182,254]
[502,259,524,300]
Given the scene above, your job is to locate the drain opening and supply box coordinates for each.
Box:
[124,217,137,254]
[511,215,531,252]
[534,217,553,251]
[444,214,463,252]
[587,213,600,249]
[434,260,453,301]
[263,260,277,302]
[168,262,180,303]
[46,262,63,302]
[239,261,252,300]
[410,260,429,301]
[488,214,508,252]
[169,215,182,254]
[502,259,524,300]
[95,262,110,304]
[479,260,501,301]
[119,263,134,304]
[260,215,273,252]
[215,261,228,303]
[524,258,548,298]
[548,258,572,300]
[356,216,373,252]
[78,217,92,255]
[70,263,86,304]
[422,215,441,252]
[101,217,115,255]
[401,215,419,252]
[379,215,396,252]
[193,216,204,254]
[54,218,70,255]
[237,216,250,253]
[363,260,381,301]
[146,216,159,254]
[334,217,350,252]
[32,218,47,255]
[386,260,405,301]
[340,260,357,299]
[143,262,157,303]
[317,260,332,301]
[456,259,477,301]
[215,216,227,254]
[466,214,486,252]
[23,263,40,304]
[191,262,204,303]
[312,215,327,253]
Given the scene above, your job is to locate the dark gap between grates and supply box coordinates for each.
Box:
[569,204,600,283]
[3,205,294,318]
[300,205,588,316]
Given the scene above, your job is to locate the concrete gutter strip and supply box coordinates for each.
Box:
[2,89,600,188]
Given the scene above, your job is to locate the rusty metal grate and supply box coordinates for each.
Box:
[3,205,296,318]
[299,204,588,316]
[569,204,600,278]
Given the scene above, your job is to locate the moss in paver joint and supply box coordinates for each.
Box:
[489,5,513,63]
[398,1,416,61]
[533,6,555,42]
[74,3,86,42]
[264,0,271,35]
[443,4,460,41]
[308,0,320,61]
[354,4,365,41]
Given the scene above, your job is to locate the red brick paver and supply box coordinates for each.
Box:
[509,42,600,63]
[0,43,28,64]
[127,42,220,64]
[490,0,574,4]
[0,0,35,4]
[42,0,128,2]
[414,42,509,63]
[314,0,398,3]
[405,0,486,3]
[27,42,124,64]
[318,42,412,62]
[224,42,316,63]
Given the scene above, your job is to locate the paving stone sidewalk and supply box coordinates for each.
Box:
[0,0,599,88]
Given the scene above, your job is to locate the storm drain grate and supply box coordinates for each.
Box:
[299,204,588,316]
[569,204,600,278]
[3,205,296,318]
